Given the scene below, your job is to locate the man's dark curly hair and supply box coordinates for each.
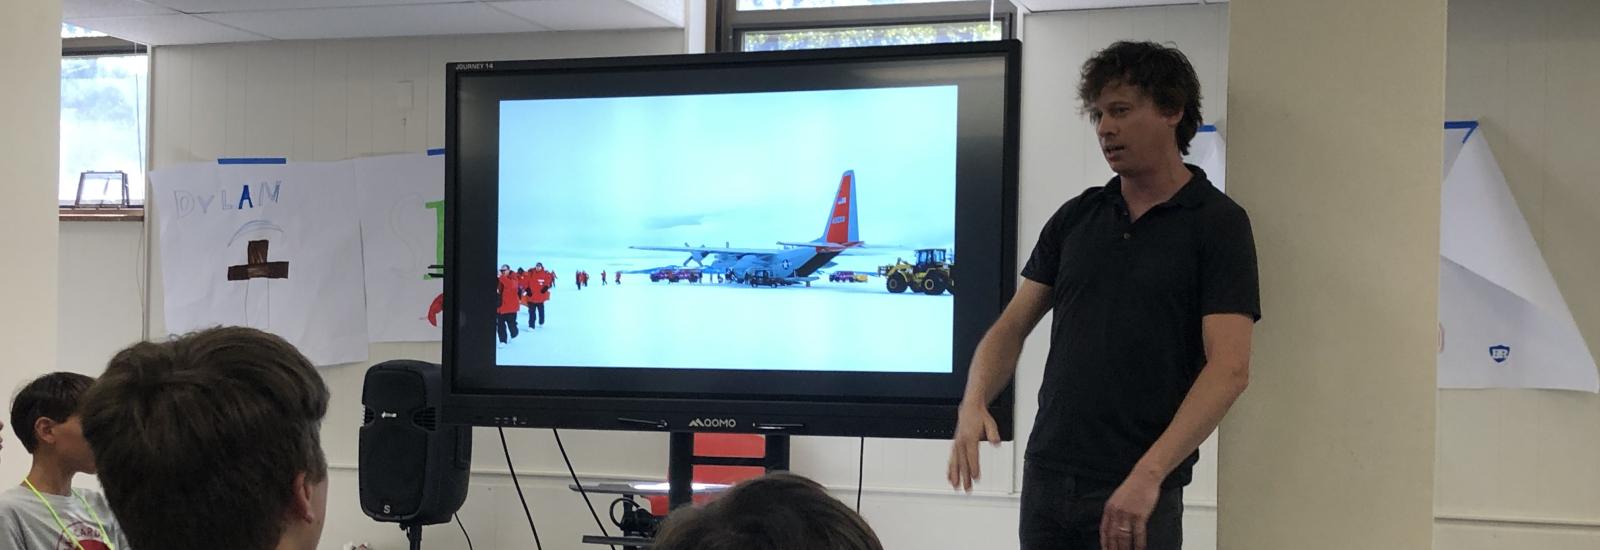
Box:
[1078,41,1203,155]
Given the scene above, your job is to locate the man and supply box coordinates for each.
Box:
[525,262,555,329]
[496,264,521,347]
[80,326,330,550]
[652,473,881,550]
[1,372,130,550]
[947,41,1259,550]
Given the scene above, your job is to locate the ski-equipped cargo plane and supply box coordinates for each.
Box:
[631,170,864,286]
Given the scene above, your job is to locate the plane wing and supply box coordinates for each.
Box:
[775,240,862,251]
[630,245,777,257]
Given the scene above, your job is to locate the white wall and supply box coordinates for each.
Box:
[1435,0,1600,548]
[0,0,62,489]
[1221,0,1446,547]
[57,221,146,374]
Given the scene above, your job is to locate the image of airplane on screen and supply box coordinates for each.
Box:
[630,170,864,286]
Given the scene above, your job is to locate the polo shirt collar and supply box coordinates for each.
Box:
[1104,164,1213,209]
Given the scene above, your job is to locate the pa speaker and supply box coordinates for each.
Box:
[359,360,471,525]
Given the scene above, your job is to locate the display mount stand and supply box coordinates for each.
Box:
[667,431,791,509]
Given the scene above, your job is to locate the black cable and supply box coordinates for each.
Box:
[609,497,629,528]
[856,436,865,512]
[454,513,475,550]
[498,427,544,550]
[553,429,618,550]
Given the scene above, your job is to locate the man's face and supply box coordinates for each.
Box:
[1090,81,1182,176]
[51,415,99,475]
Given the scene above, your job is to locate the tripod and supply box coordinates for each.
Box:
[404,523,423,550]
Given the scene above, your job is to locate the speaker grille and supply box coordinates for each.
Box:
[413,407,438,431]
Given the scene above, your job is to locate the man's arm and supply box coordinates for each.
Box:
[1101,312,1254,550]
[1135,313,1253,484]
[947,278,1054,492]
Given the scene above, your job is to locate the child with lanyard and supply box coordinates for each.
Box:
[0,373,128,550]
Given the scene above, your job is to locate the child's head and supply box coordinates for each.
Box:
[10,372,97,473]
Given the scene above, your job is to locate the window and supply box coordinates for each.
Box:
[62,23,108,38]
[738,0,973,9]
[60,24,148,211]
[716,0,1015,52]
[742,19,1002,51]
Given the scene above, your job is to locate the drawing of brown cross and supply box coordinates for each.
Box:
[227,240,289,281]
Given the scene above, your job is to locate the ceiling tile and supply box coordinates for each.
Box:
[623,0,684,27]
[202,3,541,40]
[63,0,179,19]
[488,0,681,31]
[142,0,453,13]
[64,13,271,44]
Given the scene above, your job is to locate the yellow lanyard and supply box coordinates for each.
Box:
[22,479,114,550]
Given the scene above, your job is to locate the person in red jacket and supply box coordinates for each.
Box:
[495,265,520,346]
[526,262,555,329]
[601,270,608,286]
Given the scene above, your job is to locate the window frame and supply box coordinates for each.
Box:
[713,0,1018,53]
[59,34,150,221]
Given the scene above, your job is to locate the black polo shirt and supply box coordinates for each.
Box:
[1020,165,1259,488]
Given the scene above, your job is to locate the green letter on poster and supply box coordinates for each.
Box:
[426,200,445,280]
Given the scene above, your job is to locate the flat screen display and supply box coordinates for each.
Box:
[444,41,1019,439]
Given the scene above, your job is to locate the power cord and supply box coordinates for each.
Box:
[553,429,617,550]
[856,436,865,512]
[454,513,474,550]
[498,427,543,550]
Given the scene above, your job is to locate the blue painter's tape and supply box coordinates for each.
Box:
[1198,124,1217,133]
[217,157,287,165]
[427,148,445,156]
[1445,120,1479,143]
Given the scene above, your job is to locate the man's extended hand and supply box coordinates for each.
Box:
[1100,473,1161,550]
[946,402,1001,493]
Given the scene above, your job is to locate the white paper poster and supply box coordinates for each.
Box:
[1437,122,1598,391]
[153,161,369,366]
[355,153,446,342]
[1185,125,1226,192]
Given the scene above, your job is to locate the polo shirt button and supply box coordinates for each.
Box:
[1123,232,1132,240]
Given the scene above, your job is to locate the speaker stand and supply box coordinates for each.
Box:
[666,432,791,510]
[403,523,422,550]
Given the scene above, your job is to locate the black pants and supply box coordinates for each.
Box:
[1019,462,1184,550]
[527,302,544,328]
[496,313,519,343]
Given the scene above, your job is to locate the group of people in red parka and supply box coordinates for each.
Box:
[496,263,626,347]
[568,269,620,290]
[495,262,556,346]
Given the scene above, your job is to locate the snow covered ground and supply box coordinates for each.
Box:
[493,266,953,373]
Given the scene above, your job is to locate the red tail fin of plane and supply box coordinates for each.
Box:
[820,170,860,246]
